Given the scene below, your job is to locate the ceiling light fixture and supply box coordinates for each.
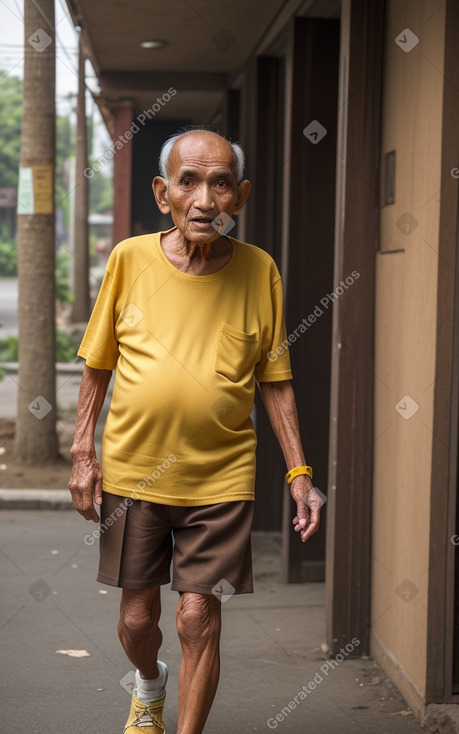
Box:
[140,40,168,49]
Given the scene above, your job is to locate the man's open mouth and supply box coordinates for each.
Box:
[191,217,213,223]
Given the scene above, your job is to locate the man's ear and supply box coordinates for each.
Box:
[233,179,251,215]
[152,177,170,214]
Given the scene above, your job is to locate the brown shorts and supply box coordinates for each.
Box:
[97,491,254,595]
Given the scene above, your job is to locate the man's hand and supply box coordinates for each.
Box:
[290,476,322,543]
[258,380,322,543]
[68,452,103,522]
[68,365,112,522]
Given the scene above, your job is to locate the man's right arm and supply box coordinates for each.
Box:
[69,364,112,522]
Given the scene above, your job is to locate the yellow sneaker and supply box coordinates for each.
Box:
[123,693,166,733]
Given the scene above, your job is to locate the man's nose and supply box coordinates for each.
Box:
[194,184,215,210]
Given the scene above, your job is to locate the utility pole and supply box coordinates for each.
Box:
[72,32,90,322]
[14,0,59,463]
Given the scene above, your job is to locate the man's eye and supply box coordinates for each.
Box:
[215,181,227,188]
[181,178,192,186]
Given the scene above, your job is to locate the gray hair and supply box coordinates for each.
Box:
[158,130,245,184]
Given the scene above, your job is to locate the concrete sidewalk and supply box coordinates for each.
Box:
[0,354,453,733]
[0,508,430,734]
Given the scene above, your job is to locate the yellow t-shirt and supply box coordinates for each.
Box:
[78,230,292,506]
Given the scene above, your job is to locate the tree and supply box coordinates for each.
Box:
[56,115,73,229]
[14,0,59,464]
[0,74,23,189]
[89,168,113,214]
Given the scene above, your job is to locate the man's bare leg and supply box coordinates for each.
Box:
[176,592,222,734]
[118,586,163,679]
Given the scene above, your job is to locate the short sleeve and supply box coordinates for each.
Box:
[77,266,120,370]
[255,277,293,382]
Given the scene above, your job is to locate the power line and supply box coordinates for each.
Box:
[0,43,78,51]
[0,0,23,22]
[0,0,102,112]
[11,0,23,20]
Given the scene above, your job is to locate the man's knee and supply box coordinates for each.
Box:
[176,592,221,646]
[118,589,161,642]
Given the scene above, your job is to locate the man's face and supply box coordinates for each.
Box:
[154,131,250,245]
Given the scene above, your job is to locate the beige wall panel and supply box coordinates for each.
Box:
[371,0,445,704]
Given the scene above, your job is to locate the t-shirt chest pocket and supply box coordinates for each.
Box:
[215,322,259,383]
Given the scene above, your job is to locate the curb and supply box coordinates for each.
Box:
[0,489,73,510]
[0,362,84,375]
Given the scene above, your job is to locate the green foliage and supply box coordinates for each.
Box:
[89,234,98,266]
[89,167,113,213]
[0,239,74,299]
[55,328,79,362]
[0,239,17,277]
[55,116,74,228]
[56,116,73,161]
[0,329,79,363]
[0,335,18,361]
[55,248,74,305]
[0,74,23,189]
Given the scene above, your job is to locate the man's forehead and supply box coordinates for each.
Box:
[169,132,235,173]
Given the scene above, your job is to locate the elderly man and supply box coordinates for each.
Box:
[69,128,321,734]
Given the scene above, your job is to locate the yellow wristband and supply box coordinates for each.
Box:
[285,465,313,483]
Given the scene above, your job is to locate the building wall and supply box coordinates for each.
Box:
[371,0,446,714]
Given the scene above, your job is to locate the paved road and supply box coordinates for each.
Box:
[0,277,18,339]
[0,510,426,734]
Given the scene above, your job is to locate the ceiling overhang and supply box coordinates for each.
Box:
[65,0,340,127]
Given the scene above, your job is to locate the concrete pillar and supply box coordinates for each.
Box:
[112,103,134,246]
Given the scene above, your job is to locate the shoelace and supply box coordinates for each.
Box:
[126,701,166,732]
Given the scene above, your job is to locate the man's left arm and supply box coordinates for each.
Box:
[258,380,321,543]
